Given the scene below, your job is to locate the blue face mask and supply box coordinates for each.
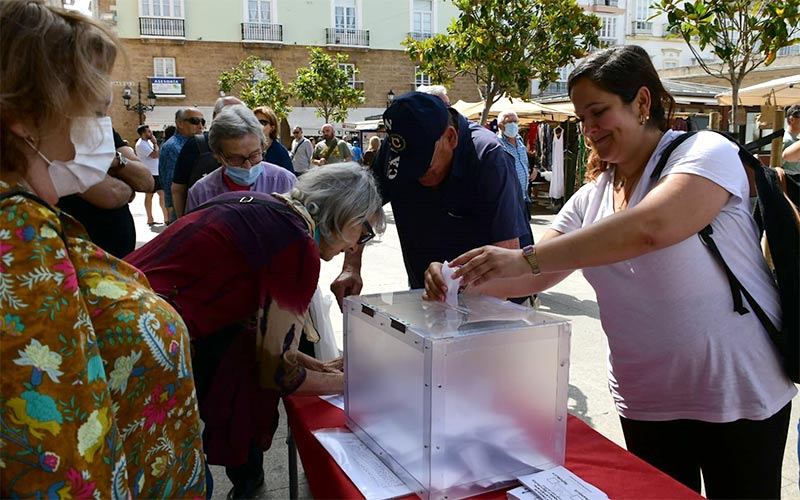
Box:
[503,122,519,138]
[224,164,263,186]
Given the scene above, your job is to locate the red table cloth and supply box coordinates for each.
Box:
[285,396,703,500]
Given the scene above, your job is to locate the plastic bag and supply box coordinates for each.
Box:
[309,286,341,361]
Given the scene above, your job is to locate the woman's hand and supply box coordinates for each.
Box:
[320,357,343,373]
[303,355,343,373]
[451,245,530,287]
[422,262,447,302]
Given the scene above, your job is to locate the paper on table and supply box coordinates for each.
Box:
[507,485,535,499]
[441,260,460,307]
[320,393,345,410]
[313,428,414,500]
[517,466,609,500]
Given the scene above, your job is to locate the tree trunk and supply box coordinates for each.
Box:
[480,89,497,128]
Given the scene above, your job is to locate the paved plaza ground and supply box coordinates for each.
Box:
[129,193,799,500]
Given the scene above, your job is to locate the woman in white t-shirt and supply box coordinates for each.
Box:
[423,45,795,499]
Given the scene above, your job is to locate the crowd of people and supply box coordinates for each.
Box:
[1,1,797,499]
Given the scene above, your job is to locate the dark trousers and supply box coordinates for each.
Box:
[225,441,264,490]
[620,402,791,499]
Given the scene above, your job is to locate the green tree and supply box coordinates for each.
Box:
[218,55,292,118]
[653,0,800,130]
[404,0,600,126]
[289,47,364,123]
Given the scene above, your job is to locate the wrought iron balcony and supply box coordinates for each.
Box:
[325,28,370,47]
[408,31,433,41]
[241,23,283,42]
[139,17,185,38]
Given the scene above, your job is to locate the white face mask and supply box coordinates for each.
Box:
[25,116,116,198]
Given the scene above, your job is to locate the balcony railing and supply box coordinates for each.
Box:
[408,31,433,41]
[326,28,370,47]
[778,44,800,56]
[593,0,618,6]
[632,21,652,34]
[541,81,568,95]
[139,17,185,38]
[241,22,283,42]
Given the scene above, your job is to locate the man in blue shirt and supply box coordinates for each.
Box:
[497,110,532,220]
[331,92,531,303]
[159,107,204,222]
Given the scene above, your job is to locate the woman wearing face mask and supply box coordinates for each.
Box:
[0,1,207,498]
[185,104,296,213]
[126,163,385,500]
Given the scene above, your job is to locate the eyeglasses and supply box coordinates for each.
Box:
[222,150,263,167]
[293,131,302,135]
[258,119,272,127]
[185,117,206,126]
[357,220,375,245]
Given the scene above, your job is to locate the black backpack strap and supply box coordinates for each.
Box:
[698,225,783,341]
[651,131,784,344]
[650,131,697,180]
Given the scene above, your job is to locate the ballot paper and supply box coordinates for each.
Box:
[516,466,608,500]
[313,428,414,500]
[441,260,460,307]
[319,393,345,410]
[507,485,536,499]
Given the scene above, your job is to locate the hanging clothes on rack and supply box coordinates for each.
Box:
[577,131,588,188]
[549,125,565,200]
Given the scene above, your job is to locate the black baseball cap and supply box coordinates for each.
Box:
[382,92,450,181]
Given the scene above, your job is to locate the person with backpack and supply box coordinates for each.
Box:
[424,45,796,499]
[312,123,352,166]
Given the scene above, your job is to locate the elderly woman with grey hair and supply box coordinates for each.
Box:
[126,162,385,499]
[186,103,296,212]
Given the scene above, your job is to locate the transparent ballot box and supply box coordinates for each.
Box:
[344,291,571,500]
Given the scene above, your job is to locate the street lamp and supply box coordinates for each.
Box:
[122,82,157,125]
[386,89,395,108]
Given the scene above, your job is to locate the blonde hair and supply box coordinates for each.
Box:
[1,0,122,176]
[367,135,381,152]
[252,106,279,140]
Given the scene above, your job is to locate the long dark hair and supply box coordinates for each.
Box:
[568,45,675,182]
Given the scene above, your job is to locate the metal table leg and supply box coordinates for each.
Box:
[287,427,298,500]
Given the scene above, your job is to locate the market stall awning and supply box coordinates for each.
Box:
[716,74,800,106]
[452,96,575,123]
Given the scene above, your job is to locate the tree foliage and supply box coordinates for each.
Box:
[218,56,292,118]
[653,0,800,129]
[404,0,601,125]
[289,47,364,123]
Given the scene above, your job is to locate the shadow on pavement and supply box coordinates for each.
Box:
[568,384,593,427]
[540,291,600,320]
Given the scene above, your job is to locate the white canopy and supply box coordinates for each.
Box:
[716,74,800,106]
[451,95,574,123]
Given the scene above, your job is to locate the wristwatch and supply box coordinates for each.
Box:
[521,244,542,275]
[115,151,128,169]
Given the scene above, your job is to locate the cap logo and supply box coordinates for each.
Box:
[387,154,400,180]
[389,134,406,152]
